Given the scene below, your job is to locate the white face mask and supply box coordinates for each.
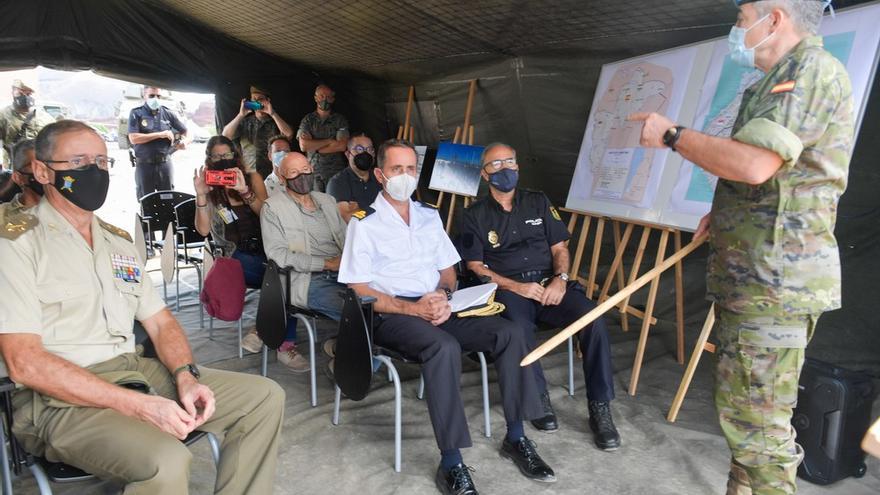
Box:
[728,13,774,68]
[380,170,418,202]
[146,96,161,110]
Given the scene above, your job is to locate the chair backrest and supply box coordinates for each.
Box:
[256,261,288,350]
[140,190,194,238]
[173,198,206,245]
[334,288,377,401]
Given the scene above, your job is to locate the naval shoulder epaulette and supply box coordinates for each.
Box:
[98,218,133,242]
[0,205,38,241]
[415,201,439,210]
[351,206,376,221]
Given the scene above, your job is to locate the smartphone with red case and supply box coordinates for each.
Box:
[205,170,237,186]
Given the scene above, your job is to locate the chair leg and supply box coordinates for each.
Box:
[374,356,402,473]
[237,318,244,359]
[174,257,181,312]
[417,375,425,400]
[567,335,575,397]
[0,420,13,495]
[206,432,221,467]
[477,351,491,438]
[28,463,52,495]
[293,314,318,407]
[261,345,269,377]
[332,385,342,425]
[209,316,214,339]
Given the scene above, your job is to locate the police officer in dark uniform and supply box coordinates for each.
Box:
[460,142,621,451]
[128,86,187,199]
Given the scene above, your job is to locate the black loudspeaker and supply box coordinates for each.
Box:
[792,358,876,484]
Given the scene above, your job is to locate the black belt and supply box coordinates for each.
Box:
[509,270,553,284]
[138,154,170,165]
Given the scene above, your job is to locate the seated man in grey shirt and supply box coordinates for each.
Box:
[256,151,348,372]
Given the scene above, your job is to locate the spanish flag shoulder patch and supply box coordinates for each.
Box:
[770,80,796,94]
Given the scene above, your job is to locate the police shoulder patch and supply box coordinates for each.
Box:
[549,206,562,221]
[0,206,38,240]
[98,218,133,242]
[351,206,375,221]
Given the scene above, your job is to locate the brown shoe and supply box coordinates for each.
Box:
[277,346,310,373]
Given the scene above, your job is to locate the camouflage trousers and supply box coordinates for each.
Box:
[713,308,817,495]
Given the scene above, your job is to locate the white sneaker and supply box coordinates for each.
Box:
[277,346,310,373]
[241,328,263,354]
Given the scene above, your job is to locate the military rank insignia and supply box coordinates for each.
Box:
[550,206,562,221]
[488,230,500,248]
[770,80,796,94]
[141,118,149,128]
[112,254,142,283]
[352,210,367,220]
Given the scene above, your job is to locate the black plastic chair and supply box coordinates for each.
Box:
[331,288,491,473]
[0,325,220,494]
[170,198,207,313]
[139,190,194,253]
[255,261,321,407]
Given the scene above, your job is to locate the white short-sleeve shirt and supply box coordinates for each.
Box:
[338,193,460,297]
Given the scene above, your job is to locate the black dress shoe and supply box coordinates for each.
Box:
[588,400,621,451]
[500,437,556,483]
[435,463,479,495]
[530,391,559,432]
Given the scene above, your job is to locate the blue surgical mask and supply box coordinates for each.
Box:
[488,168,518,193]
[272,151,287,167]
[146,96,161,111]
[728,14,774,69]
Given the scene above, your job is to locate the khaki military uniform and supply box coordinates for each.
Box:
[708,37,854,495]
[0,105,54,167]
[0,198,285,494]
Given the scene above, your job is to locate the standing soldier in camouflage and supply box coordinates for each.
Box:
[0,79,54,169]
[630,1,853,493]
[297,84,350,192]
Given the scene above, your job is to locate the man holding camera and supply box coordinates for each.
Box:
[128,86,188,199]
[222,84,294,180]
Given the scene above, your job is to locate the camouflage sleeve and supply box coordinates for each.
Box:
[732,55,840,168]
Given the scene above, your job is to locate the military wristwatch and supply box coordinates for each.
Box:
[172,363,201,384]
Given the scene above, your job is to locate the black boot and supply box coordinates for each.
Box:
[500,437,556,483]
[435,463,479,495]
[588,400,621,451]
[529,390,559,432]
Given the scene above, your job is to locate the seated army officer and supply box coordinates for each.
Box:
[0,120,285,494]
[339,139,554,495]
[460,142,621,451]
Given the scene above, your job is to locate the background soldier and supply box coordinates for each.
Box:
[631,1,853,493]
[128,86,188,199]
[297,84,349,192]
[0,79,54,169]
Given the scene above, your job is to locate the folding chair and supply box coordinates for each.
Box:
[256,261,320,407]
[331,289,491,473]
[170,198,207,313]
[138,190,195,300]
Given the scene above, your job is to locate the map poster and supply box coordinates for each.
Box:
[668,4,880,217]
[428,142,485,196]
[567,46,699,215]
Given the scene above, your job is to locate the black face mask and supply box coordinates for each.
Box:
[50,165,110,211]
[209,159,236,171]
[13,94,34,110]
[19,172,44,196]
[286,173,314,194]
[353,152,373,171]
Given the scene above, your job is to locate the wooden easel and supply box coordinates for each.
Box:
[667,304,715,422]
[434,79,478,234]
[395,85,420,200]
[561,210,690,396]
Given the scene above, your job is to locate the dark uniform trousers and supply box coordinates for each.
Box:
[495,282,615,403]
[373,313,545,451]
[135,156,173,199]
[11,353,285,495]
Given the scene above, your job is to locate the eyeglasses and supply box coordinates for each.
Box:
[482,157,517,171]
[41,156,114,170]
[209,152,235,162]
[349,145,374,154]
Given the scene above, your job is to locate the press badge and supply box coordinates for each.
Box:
[217,207,238,225]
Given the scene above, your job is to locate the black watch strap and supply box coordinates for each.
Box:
[663,125,685,152]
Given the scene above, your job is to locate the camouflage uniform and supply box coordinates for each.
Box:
[296,111,349,191]
[707,36,854,494]
[0,106,54,168]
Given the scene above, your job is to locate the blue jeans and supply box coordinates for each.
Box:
[284,271,345,342]
[231,250,266,289]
